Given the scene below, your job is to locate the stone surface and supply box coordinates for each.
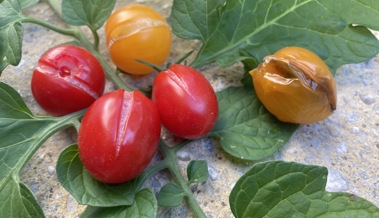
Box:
[1,1,378,217]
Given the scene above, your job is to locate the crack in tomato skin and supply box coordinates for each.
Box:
[164,68,196,101]
[36,54,101,100]
[152,64,219,139]
[115,90,133,158]
[107,18,169,49]
[105,4,172,75]
[31,45,105,116]
[78,89,161,184]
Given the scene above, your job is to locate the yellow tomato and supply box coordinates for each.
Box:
[105,4,172,75]
[250,47,337,124]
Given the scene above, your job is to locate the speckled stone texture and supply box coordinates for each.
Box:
[1,1,378,217]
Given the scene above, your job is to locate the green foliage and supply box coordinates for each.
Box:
[56,144,147,207]
[171,0,379,73]
[187,160,209,184]
[230,161,379,218]
[1,0,379,217]
[210,86,298,160]
[0,82,81,217]
[0,0,24,73]
[62,0,116,30]
[80,189,158,218]
[157,183,186,207]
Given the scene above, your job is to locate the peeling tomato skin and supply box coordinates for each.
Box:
[250,46,336,124]
[31,45,105,116]
[78,89,161,184]
[152,64,218,139]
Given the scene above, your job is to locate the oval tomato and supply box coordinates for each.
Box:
[152,64,218,139]
[31,45,105,116]
[105,4,172,75]
[78,89,161,184]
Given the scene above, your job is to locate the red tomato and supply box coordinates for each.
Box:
[105,4,172,75]
[31,45,105,116]
[78,89,161,184]
[152,64,218,139]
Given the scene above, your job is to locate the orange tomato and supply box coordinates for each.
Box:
[250,47,337,124]
[105,4,172,75]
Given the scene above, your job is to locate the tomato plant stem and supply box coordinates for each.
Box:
[21,17,77,37]
[159,140,207,218]
[89,26,100,50]
[19,112,84,171]
[79,35,133,91]
[137,159,170,187]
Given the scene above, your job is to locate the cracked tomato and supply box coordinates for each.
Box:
[31,45,105,116]
[152,64,218,139]
[105,4,172,75]
[78,89,161,184]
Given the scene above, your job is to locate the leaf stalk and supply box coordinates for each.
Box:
[159,140,207,218]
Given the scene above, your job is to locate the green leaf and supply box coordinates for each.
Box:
[0,0,24,73]
[209,86,298,160]
[157,183,186,207]
[61,0,116,30]
[19,0,38,9]
[171,0,379,73]
[187,160,208,184]
[0,82,78,218]
[230,161,379,218]
[80,188,158,218]
[0,181,44,218]
[56,144,147,207]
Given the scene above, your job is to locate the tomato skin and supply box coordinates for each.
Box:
[105,4,172,75]
[78,89,161,184]
[31,45,105,116]
[152,64,218,139]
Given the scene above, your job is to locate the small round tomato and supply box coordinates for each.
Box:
[31,45,105,116]
[105,4,172,75]
[152,64,218,139]
[78,89,161,184]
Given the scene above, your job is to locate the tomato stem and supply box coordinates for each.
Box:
[64,109,86,132]
[135,59,165,72]
[88,25,100,50]
[159,140,207,218]
[172,139,192,153]
[175,50,194,65]
[81,38,133,91]
[137,158,170,187]
[21,17,77,37]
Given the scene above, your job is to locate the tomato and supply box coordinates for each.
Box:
[78,89,161,184]
[152,64,218,139]
[250,46,336,124]
[105,4,172,75]
[31,45,105,116]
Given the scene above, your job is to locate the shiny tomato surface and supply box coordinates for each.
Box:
[152,64,218,139]
[105,4,172,75]
[78,89,161,184]
[31,45,105,116]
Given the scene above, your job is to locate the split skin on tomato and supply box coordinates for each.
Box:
[152,64,218,139]
[31,45,105,116]
[78,89,161,184]
[105,4,172,75]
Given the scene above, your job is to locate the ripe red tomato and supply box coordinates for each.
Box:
[78,89,161,184]
[105,4,172,75]
[31,45,105,116]
[152,64,218,139]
